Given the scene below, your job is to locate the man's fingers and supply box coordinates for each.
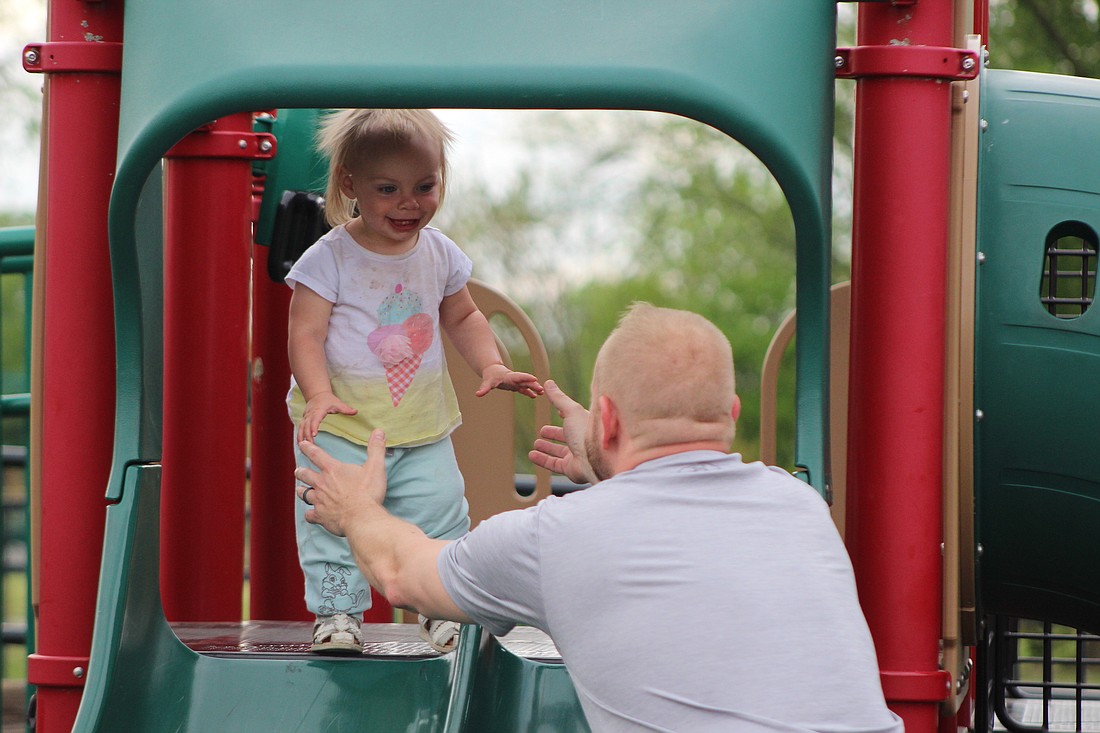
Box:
[532,437,569,458]
[543,380,580,417]
[298,439,328,469]
[295,464,319,488]
[538,424,566,442]
[365,429,387,470]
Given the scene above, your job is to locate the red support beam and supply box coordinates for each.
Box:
[24,2,123,730]
[161,114,270,621]
[248,244,309,620]
[844,1,959,730]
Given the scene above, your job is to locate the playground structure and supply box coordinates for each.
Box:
[3,0,1099,731]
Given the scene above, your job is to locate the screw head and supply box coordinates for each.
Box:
[834,55,846,69]
[259,139,273,153]
[961,56,976,71]
[23,48,40,65]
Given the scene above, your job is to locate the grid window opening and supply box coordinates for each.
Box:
[994,616,1100,732]
[1039,221,1098,319]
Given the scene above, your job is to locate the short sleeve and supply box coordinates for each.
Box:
[437,505,546,637]
[436,231,473,297]
[285,237,340,303]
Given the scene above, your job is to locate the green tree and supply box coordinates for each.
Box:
[989,0,1099,77]
[441,110,818,465]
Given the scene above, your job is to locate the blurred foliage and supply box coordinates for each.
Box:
[443,110,827,467]
[989,0,1099,77]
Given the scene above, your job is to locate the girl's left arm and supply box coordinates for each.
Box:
[439,286,543,399]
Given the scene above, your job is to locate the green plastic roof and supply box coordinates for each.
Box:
[108,0,837,489]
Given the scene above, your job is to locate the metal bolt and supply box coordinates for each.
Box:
[980,118,989,132]
[975,409,984,421]
[834,55,846,69]
[73,666,85,678]
[259,139,273,153]
[238,139,248,150]
[977,251,986,264]
[23,48,39,66]
[961,56,976,71]
[977,543,983,557]
[962,89,970,103]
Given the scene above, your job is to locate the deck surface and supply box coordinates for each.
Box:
[0,624,563,730]
[173,620,563,661]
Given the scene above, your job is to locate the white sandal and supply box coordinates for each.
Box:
[418,614,460,653]
[311,612,363,654]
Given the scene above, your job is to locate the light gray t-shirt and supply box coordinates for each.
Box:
[439,450,904,733]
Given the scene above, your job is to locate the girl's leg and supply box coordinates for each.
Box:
[293,432,378,617]
[384,436,470,541]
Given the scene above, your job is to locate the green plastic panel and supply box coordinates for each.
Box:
[107,0,837,490]
[975,69,1100,632]
[75,465,485,732]
[96,3,838,729]
[252,109,328,247]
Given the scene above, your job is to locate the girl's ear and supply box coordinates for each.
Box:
[336,165,356,199]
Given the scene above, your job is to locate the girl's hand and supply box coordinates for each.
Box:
[476,363,544,399]
[298,392,358,443]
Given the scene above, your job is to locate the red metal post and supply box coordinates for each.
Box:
[248,244,310,620]
[22,2,123,730]
[844,2,964,730]
[161,114,267,621]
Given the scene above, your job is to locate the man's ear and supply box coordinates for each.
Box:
[598,395,619,449]
[731,394,742,423]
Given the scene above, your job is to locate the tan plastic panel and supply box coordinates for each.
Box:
[444,280,552,528]
[759,282,851,537]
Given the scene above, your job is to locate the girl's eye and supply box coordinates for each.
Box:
[377,185,397,194]
[417,183,437,194]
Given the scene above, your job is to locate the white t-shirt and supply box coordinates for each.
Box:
[286,226,472,447]
[439,451,905,733]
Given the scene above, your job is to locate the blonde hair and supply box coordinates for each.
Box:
[316,109,455,227]
[594,303,737,450]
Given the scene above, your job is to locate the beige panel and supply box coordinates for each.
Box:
[443,280,552,528]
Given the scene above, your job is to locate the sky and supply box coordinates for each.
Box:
[0,0,45,213]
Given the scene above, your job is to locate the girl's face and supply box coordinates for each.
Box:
[339,137,443,254]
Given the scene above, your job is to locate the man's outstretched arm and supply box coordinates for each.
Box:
[296,431,472,623]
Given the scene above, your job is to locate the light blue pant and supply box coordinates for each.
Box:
[294,432,470,616]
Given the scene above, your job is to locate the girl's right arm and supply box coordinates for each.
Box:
[288,284,357,443]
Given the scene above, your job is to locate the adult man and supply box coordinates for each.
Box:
[297,303,903,733]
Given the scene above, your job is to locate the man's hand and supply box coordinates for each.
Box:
[528,380,598,485]
[296,428,387,536]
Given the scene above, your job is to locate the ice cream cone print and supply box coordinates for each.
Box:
[385,354,423,406]
[370,284,434,407]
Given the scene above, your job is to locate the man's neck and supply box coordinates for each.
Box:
[614,441,729,475]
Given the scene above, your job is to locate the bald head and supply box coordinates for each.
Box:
[592,303,737,451]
